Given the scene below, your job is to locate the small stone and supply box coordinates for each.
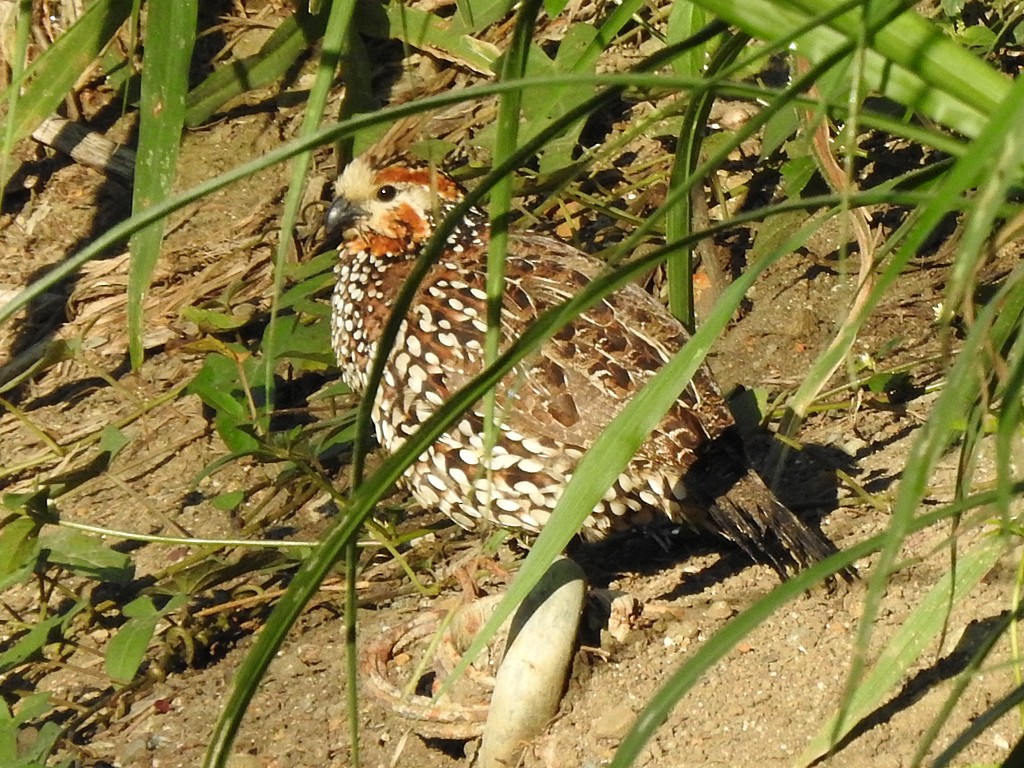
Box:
[705,600,734,620]
[841,437,868,456]
[272,652,309,678]
[593,704,635,740]
[665,619,700,642]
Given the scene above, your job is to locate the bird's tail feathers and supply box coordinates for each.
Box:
[708,470,855,584]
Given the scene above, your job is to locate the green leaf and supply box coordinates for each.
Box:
[0,516,41,580]
[106,594,187,684]
[180,305,254,333]
[186,353,260,453]
[106,617,160,683]
[98,424,130,459]
[957,24,997,51]
[379,4,500,74]
[310,380,353,399]
[268,315,333,369]
[282,248,338,282]
[0,602,85,675]
[210,491,245,512]
[128,0,198,368]
[667,1,712,80]
[759,105,800,159]
[38,529,134,583]
[0,693,60,767]
[779,154,817,199]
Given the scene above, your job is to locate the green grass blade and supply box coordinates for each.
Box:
[127,0,197,368]
[184,9,329,127]
[0,0,133,189]
[481,0,543,500]
[253,0,358,762]
[0,0,31,187]
[805,72,1024,761]
[800,535,1004,764]
[261,0,348,423]
[932,680,1024,767]
[382,4,500,74]
[694,0,1009,138]
[665,28,744,331]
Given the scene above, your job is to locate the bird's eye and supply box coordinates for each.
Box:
[376,185,398,202]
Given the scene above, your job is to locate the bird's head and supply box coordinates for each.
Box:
[324,155,471,255]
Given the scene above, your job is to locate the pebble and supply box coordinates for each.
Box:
[665,619,700,642]
[593,703,636,740]
[705,600,735,621]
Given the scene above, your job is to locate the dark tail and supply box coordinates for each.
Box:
[707,469,856,584]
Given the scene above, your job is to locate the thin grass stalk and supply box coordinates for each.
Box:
[258,4,364,764]
[0,66,968,333]
[0,0,31,186]
[666,28,745,331]
[481,0,543,509]
[800,101,1024,760]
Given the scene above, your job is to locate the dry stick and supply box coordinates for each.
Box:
[32,116,136,183]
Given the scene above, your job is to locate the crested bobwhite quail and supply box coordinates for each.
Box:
[324,153,849,580]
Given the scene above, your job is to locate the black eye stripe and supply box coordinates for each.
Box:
[376,185,398,202]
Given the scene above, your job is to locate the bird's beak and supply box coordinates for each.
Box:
[324,196,364,239]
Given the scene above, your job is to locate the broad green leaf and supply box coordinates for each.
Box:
[210,491,245,512]
[98,424,130,459]
[0,602,85,674]
[19,720,63,768]
[667,1,712,80]
[180,306,254,333]
[186,353,260,453]
[380,4,500,74]
[106,594,187,683]
[185,9,329,126]
[267,315,334,369]
[106,614,161,684]
[38,529,134,583]
[0,693,58,767]
[0,516,41,580]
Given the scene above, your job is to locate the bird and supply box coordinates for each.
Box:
[323,152,851,581]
